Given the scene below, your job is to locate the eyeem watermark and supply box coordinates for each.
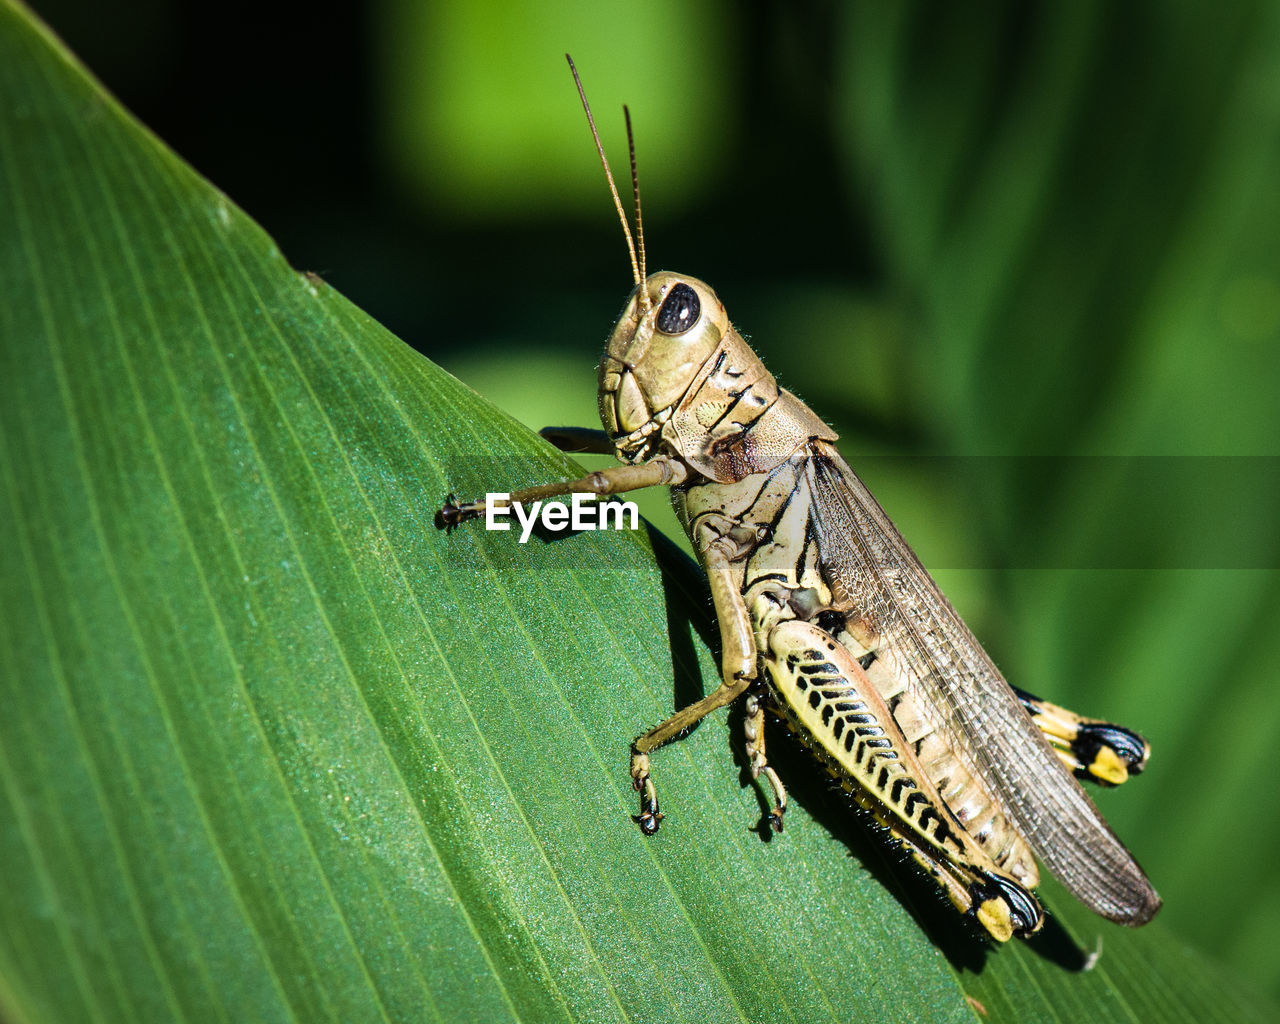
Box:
[485,492,640,543]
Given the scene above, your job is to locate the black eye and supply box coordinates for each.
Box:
[655,283,701,335]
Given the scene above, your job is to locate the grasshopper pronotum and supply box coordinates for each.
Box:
[436,57,1161,943]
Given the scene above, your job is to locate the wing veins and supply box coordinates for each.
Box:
[803,443,1158,922]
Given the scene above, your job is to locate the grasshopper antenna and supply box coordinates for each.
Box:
[566,54,649,311]
[624,104,647,291]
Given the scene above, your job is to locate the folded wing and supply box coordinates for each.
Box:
[806,444,1160,924]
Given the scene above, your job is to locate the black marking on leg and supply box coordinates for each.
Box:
[890,776,916,804]
[1075,722,1148,776]
[858,650,878,671]
[971,872,1043,937]
[933,817,957,849]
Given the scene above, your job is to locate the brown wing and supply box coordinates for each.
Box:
[805,442,1160,924]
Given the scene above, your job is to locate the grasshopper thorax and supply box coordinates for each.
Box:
[599,272,834,482]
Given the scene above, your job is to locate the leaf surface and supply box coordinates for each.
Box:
[0,4,1275,1023]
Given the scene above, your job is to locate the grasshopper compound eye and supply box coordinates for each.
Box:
[655,283,700,335]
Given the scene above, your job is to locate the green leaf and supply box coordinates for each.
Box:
[0,3,1276,1023]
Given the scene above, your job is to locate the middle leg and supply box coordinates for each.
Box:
[742,684,787,832]
[629,538,757,834]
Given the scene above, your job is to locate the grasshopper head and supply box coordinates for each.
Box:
[598,272,732,460]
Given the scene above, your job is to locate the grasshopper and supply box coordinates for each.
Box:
[436,57,1161,943]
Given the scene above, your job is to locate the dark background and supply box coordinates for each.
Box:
[27,0,1280,999]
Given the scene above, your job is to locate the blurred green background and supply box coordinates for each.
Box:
[26,0,1280,1000]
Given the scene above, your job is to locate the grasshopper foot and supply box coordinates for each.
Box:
[630,750,664,835]
[632,787,663,835]
[435,493,481,533]
[750,757,786,834]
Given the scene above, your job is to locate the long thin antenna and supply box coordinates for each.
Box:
[623,105,648,291]
[566,54,648,307]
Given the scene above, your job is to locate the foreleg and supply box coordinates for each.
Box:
[435,456,687,531]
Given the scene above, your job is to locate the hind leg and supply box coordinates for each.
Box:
[1012,687,1149,786]
[763,617,1043,941]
